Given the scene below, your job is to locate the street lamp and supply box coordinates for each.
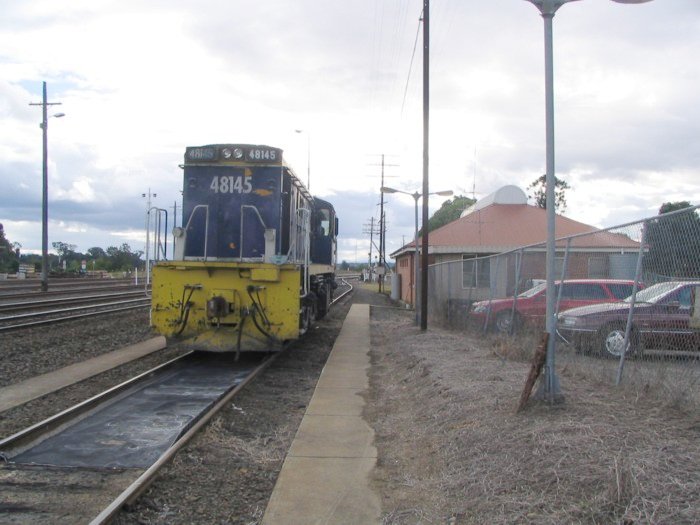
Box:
[142,189,157,287]
[30,81,64,292]
[381,186,453,325]
[294,129,311,190]
[524,0,654,402]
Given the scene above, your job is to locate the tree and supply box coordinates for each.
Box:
[105,243,143,271]
[52,241,77,262]
[419,195,475,236]
[644,201,700,279]
[0,223,19,273]
[87,247,107,259]
[527,174,571,212]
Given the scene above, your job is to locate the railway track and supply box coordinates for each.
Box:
[0,284,148,301]
[0,298,151,332]
[0,278,151,332]
[333,278,353,305]
[0,351,275,524]
[0,290,150,313]
[0,279,355,522]
[0,278,137,293]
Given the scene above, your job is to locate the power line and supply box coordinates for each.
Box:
[400,12,423,117]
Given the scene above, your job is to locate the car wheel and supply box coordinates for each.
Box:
[599,323,638,358]
[495,311,519,334]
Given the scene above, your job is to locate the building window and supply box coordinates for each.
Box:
[462,254,490,288]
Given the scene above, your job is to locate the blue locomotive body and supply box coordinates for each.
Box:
[151,144,338,353]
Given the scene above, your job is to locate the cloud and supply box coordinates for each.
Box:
[0,0,697,262]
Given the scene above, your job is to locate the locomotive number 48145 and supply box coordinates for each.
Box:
[210,175,253,194]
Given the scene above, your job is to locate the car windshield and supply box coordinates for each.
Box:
[518,282,546,298]
[625,282,680,304]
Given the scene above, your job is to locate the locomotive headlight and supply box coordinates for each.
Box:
[173,227,185,238]
[233,148,244,159]
[221,148,233,159]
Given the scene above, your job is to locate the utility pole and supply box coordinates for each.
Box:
[368,154,398,293]
[379,155,385,293]
[362,217,380,283]
[30,82,63,292]
[420,0,430,330]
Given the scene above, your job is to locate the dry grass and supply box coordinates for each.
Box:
[367,307,700,524]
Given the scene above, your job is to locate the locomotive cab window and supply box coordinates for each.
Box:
[318,209,331,236]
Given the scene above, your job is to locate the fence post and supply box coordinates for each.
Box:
[616,221,648,386]
[509,249,524,335]
[483,255,500,332]
[555,238,572,316]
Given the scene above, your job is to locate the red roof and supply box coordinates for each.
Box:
[392,203,639,257]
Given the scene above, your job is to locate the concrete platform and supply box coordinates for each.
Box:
[262,304,381,524]
[0,336,167,413]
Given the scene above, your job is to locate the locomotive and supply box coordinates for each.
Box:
[150,143,338,354]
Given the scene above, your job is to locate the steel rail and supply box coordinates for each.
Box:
[0,301,149,332]
[0,278,135,290]
[89,353,279,525]
[0,290,149,312]
[0,297,149,322]
[331,278,353,305]
[0,284,146,300]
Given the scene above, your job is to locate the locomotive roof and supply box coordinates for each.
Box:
[185,143,313,201]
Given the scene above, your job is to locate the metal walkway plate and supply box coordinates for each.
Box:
[10,353,256,469]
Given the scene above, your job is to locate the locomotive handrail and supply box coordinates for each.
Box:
[182,205,209,260]
[286,207,311,294]
[240,205,267,261]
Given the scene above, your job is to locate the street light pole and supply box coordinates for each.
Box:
[381,186,452,325]
[524,0,654,403]
[412,192,420,319]
[30,81,63,292]
[142,189,157,287]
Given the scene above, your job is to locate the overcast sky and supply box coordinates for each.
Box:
[1,0,698,264]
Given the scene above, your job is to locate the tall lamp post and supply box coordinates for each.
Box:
[381,186,452,325]
[294,129,311,190]
[523,0,654,402]
[142,189,157,286]
[30,82,64,292]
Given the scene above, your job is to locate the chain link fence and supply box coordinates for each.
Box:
[428,205,700,408]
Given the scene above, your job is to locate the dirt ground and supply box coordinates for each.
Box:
[367,303,700,524]
[3,285,698,524]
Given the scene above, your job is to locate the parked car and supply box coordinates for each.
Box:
[469,279,639,334]
[557,280,700,357]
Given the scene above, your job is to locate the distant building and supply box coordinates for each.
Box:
[390,185,640,305]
